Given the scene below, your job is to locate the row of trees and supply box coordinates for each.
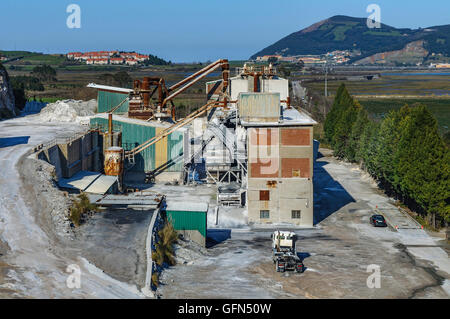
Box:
[11,76,45,91]
[143,54,172,66]
[31,64,57,82]
[98,71,132,88]
[324,84,449,228]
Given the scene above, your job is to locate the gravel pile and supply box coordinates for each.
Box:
[38,99,97,124]
[173,238,208,265]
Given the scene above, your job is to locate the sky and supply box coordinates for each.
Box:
[1,0,449,62]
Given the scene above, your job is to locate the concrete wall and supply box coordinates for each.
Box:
[261,78,289,106]
[230,78,250,103]
[247,178,313,227]
[36,131,100,179]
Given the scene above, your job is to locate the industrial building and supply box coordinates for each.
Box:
[164,201,209,247]
[206,64,317,226]
[73,60,317,228]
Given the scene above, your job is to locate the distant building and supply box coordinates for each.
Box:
[66,50,148,65]
[135,54,149,62]
[299,57,326,65]
[110,58,124,65]
[67,52,82,59]
[94,58,109,65]
[125,59,138,66]
[435,63,450,69]
[256,55,283,62]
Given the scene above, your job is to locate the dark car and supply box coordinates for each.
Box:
[370,215,387,227]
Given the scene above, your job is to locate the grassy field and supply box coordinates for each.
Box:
[358,98,450,133]
[302,74,450,96]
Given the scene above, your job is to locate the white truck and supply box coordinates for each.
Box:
[271,231,304,273]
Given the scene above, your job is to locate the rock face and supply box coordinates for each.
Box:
[354,40,428,65]
[0,64,16,118]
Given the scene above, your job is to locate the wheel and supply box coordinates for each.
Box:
[296,263,304,273]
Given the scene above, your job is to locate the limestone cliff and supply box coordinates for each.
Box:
[0,64,16,119]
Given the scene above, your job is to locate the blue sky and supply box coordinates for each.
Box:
[0,0,449,62]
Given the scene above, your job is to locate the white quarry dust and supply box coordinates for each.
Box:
[38,99,97,124]
[0,115,144,298]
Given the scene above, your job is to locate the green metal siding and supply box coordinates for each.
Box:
[167,130,184,172]
[166,210,207,237]
[90,117,185,173]
[97,90,129,114]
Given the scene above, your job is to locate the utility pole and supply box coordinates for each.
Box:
[324,58,328,98]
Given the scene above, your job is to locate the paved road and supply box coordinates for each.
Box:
[292,81,307,100]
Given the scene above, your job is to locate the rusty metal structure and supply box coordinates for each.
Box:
[122,59,231,164]
[104,147,124,176]
[127,59,230,121]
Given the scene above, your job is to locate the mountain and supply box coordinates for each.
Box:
[250,15,450,63]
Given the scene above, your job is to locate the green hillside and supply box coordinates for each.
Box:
[251,15,450,62]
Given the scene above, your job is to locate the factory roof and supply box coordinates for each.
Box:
[86,83,133,94]
[58,171,118,195]
[88,192,164,209]
[240,105,317,127]
[165,201,209,212]
[84,175,118,194]
[91,113,188,130]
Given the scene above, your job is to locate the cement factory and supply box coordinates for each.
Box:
[32,59,317,248]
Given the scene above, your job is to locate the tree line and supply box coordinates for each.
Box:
[324,84,449,228]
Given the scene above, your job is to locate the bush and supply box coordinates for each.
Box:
[152,220,178,267]
[69,192,98,227]
[151,272,159,287]
[31,64,57,82]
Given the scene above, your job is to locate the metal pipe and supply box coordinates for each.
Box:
[162,63,223,107]
[108,113,113,146]
[142,77,150,107]
[168,59,224,91]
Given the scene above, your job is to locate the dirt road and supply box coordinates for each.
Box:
[158,150,449,299]
[0,115,145,298]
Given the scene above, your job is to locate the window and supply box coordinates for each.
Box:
[259,190,270,201]
[260,210,270,219]
[292,210,301,219]
[292,169,301,177]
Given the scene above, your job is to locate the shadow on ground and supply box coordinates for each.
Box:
[313,160,355,225]
[0,136,30,148]
[206,229,231,248]
[297,252,311,261]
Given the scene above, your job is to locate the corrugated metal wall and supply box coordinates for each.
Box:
[97,90,129,114]
[166,210,207,238]
[90,117,184,173]
[238,92,281,123]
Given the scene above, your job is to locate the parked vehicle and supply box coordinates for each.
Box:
[370,214,387,227]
